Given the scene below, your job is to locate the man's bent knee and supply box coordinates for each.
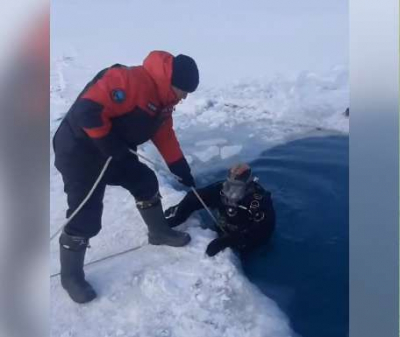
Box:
[64,207,103,238]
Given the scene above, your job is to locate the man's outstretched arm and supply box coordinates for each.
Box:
[165,182,222,227]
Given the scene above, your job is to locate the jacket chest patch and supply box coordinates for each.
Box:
[110,89,126,103]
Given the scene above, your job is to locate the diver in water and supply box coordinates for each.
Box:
[165,163,276,256]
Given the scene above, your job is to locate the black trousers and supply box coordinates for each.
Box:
[53,121,158,238]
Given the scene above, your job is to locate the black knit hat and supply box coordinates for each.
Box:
[171,54,199,93]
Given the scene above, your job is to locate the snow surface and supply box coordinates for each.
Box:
[51,1,348,336]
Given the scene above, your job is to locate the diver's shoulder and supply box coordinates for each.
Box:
[251,181,272,197]
[205,180,224,191]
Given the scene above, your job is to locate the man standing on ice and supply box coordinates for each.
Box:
[53,51,199,303]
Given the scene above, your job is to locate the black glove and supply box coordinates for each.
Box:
[179,173,195,188]
[168,157,196,188]
[164,205,181,228]
[205,237,230,257]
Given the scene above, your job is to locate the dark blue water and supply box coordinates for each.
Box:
[202,135,349,337]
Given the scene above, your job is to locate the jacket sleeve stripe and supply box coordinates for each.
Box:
[72,98,104,128]
[83,124,111,138]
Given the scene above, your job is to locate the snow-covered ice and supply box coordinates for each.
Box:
[51,225,292,337]
[193,146,220,162]
[220,145,243,160]
[51,0,348,336]
[195,138,228,147]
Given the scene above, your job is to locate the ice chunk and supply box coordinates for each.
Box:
[220,145,242,159]
[195,138,228,147]
[193,146,220,162]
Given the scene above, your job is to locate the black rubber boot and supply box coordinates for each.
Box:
[138,201,191,247]
[59,232,97,303]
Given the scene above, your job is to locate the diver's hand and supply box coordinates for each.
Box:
[164,205,181,228]
[206,237,230,257]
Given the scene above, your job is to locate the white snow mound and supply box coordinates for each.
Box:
[51,224,292,337]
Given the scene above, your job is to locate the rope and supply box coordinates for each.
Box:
[50,245,144,278]
[50,149,218,277]
[129,149,220,227]
[190,188,219,226]
[50,156,113,241]
[50,149,218,241]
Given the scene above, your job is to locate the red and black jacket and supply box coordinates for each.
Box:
[62,51,193,184]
